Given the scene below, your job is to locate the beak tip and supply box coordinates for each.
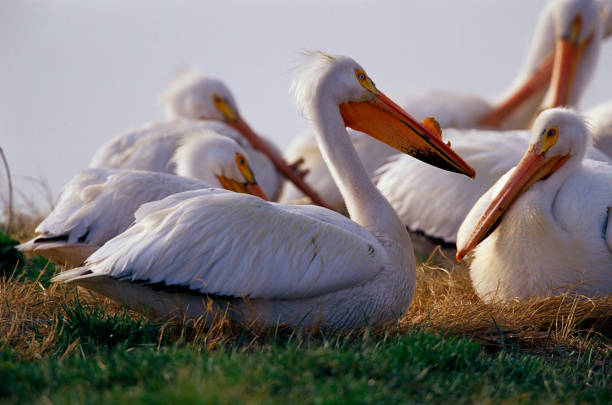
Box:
[455,250,465,262]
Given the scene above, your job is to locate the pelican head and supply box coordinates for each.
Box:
[172,130,268,200]
[542,0,602,108]
[160,68,240,122]
[457,108,588,260]
[480,0,602,127]
[161,67,329,205]
[292,52,475,177]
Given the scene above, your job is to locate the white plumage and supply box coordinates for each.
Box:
[159,67,240,122]
[20,133,266,267]
[586,99,612,158]
[90,71,306,200]
[90,122,280,199]
[377,0,605,244]
[279,129,396,210]
[280,0,603,209]
[456,108,612,301]
[376,128,609,244]
[52,52,474,329]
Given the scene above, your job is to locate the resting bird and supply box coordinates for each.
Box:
[19,133,267,267]
[456,108,612,301]
[280,0,605,210]
[52,52,474,330]
[90,70,326,205]
[377,0,608,245]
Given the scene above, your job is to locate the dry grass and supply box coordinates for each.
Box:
[1,218,610,360]
[401,248,612,353]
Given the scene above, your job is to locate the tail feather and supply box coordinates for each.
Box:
[50,267,94,283]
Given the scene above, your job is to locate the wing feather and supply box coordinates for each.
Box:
[86,189,385,300]
[376,129,527,243]
[34,169,209,246]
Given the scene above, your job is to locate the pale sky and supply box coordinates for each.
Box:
[2,0,612,213]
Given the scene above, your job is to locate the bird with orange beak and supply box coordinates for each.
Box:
[376,0,609,248]
[20,131,270,268]
[281,0,606,211]
[53,52,474,329]
[456,108,612,302]
[90,69,328,207]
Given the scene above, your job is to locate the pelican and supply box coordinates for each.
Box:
[456,108,612,301]
[279,0,604,210]
[405,0,610,129]
[19,132,268,267]
[90,70,326,206]
[377,0,606,245]
[52,52,474,329]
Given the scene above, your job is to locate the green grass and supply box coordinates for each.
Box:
[0,327,610,404]
[1,229,611,404]
[0,231,58,286]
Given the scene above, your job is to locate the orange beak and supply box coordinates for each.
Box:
[545,36,589,109]
[456,146,569,261]
[216,175,270,201]
[229,117,331,209]
[339,92,475,177]
[478,51,554,128]
[245,183,269,200]
[479,15,592,128]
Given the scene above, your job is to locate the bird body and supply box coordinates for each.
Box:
[457,109,612,301]
[91,70,326,205]
[377,0,605,244]
[20,133,268,267]
[53,53,474,329]
[18,170,208,267]
[281,0,602,208]
[54,188,414,327]
[90,121,281,199]
[377,128,609,243]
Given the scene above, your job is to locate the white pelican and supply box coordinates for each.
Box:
[52,52,474,329]
[405,0,608,130]
[19,133,268,267]
[586,100,612,158]
[377,0,606,244]
[279,0,604,210]
[90,71,327,206]
[456,108,612,301]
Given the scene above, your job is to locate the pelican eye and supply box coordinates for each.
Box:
[235,152,255,183]
[236,153,247,166]
[213,94,237,121]
[354,69,378,93]
[536,125,559,154]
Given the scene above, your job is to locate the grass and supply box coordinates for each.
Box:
[0,222,611,404]
[0,330,609,404]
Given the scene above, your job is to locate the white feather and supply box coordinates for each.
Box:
[53,53,418,329]
[458,109,612,301]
